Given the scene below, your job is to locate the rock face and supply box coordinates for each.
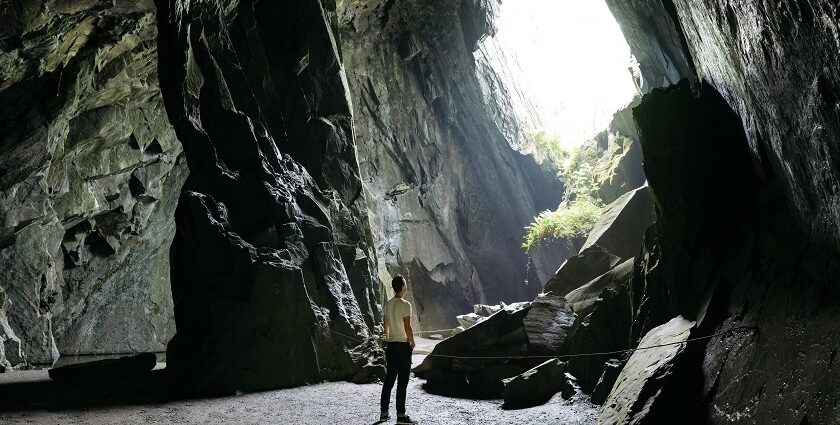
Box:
[599,316,695,424]
[598,71,840,423]
[0,1,184,368]
[565,258,634,393]
[502,359,573,408]
[155,0,382,394]
[522,294,576,356]
[544,245,622,297]
[530,236,584,287]
[580,186,655,260]
[338,0,563,329]
[413,302,533,397]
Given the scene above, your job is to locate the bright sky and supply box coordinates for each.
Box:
[494,0,638,147]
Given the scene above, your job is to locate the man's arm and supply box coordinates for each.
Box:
[383,315,389,341]
[403,316,415,349]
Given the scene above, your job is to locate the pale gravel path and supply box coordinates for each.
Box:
[0,354,599,425]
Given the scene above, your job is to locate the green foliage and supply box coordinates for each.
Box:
[521,197,603,254]
[530,131,602,202]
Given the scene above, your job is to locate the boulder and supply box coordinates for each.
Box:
[599,316,695,424]
[474,304,503,317]
[581,186,656,260]
[523,294,577,355]
[502,359,572,408]
[530,236,585,286]
[565,258,635,392]
[48,353,156,383]
[456,313,486,330]
[544,245,622,296]
[414,302,531,376]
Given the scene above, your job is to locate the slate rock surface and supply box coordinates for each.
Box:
[543,245,622,297]
[580,186,655,260]
[338,0,563,330]
[0,1,184,367]
[522,294,576,356]
[599,316,695,424]
[156,0,383,394]
[565,258,634,393]
[502,359,571,408]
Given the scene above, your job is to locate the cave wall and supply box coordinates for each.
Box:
[337,0,563,329]
[605,0,840,423]
[0,0,184,369]
[155,0,383,394]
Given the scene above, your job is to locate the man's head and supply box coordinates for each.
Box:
[392,275,408,296]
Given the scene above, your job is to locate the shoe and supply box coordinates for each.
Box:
[379,412,390,421]
[397,414,418,424]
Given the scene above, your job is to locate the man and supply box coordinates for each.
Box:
[379,275,418,424]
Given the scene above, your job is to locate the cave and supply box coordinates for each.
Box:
[1,0,839,424]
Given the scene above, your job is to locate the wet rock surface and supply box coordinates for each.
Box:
[599,316,695,424]
[155,0,383,394]
[338,0,563,329]
[0,1,183,367]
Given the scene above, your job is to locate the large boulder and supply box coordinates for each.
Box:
[502,359,573,408]
[414,302,534,396]
[566,258,635,392]
[599,316,695,424]
[580,186,655,260]
[523,294,577,355]
[544,245,622,296]
[530,236,585,287]
[414,302,531,376]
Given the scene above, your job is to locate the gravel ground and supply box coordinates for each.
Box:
[0,352,599,425]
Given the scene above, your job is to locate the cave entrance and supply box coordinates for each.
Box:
[469,0,649,292]
[487,0,639,148]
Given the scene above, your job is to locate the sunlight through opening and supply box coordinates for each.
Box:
[493,0,639,148]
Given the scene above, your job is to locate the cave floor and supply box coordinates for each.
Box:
[0,352,598,424]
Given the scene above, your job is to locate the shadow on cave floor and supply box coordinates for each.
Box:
[0,354,599,425]
[0,364,176,412]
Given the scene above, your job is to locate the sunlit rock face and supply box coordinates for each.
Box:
[338,0,562,330]
[605,0,695,92]
[156,0,383,394]
[0,0,184,369]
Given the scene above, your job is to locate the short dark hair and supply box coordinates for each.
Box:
[391,275,407,293]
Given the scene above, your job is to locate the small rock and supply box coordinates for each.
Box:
[502,359,570,408]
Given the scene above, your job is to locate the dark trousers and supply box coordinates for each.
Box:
[380,342,412,414]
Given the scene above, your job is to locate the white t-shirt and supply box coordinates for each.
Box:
[384,297,412,342]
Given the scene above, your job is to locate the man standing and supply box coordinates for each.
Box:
[379,275,418,424]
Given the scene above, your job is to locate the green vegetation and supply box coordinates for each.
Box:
[522,131,607,254]
[522,197,602,254]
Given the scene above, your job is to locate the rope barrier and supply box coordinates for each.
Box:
[327,327,754,360]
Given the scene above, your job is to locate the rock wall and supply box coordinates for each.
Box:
[338,0,563,329]
[156,0,383,394]
[603,1,840,423]
[0,0,184,369]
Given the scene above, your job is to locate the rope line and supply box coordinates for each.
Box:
[327,327,753,360]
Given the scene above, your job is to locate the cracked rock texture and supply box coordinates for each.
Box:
[338,0,562,330]
[0,0,184,369]
[155,0,383,394]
